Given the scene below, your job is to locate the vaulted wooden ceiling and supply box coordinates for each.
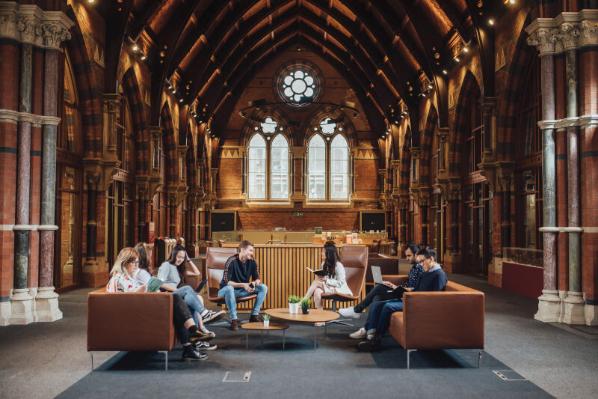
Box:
[105,0,479,130]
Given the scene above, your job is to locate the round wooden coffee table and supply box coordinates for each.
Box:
[265,308,339,348]
[240,322,289,350]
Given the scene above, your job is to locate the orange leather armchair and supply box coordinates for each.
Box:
[322,245,368,324]
[205,247,257,309]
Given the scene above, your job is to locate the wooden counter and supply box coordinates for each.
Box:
[232,244,366,310]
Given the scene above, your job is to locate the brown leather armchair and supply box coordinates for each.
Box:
[322,245,368,324]
[87,289,175,370]
[205,247,257,313]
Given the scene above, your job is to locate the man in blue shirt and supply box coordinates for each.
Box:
[218,240,268,330]
[340,243,424,339]
[358,247,447,351]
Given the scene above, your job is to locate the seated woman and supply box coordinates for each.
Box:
[156,245,225,326]
[302,241,352,319]
[106,247,210,360]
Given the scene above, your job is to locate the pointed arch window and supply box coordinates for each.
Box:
[307,134,326,200]
[330,135,349,200]
[270,134,289,199]
[248,134,267,200]
[307,120,351,202]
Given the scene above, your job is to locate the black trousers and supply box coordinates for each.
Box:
[354,284,397,313]
[172,293,193,344]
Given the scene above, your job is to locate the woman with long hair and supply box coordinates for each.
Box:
[302,241,352,310]
[106,247,210,360]
[157,245,225,330]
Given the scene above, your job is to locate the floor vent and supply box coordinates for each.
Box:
[223,371,252,383]
[493,370,527,381]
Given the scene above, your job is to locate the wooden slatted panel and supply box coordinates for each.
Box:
[236,245,365,310]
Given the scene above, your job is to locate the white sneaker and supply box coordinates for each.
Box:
[349,327,367,339]
[339,307,360,319]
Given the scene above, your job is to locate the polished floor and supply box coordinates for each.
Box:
[1,275,597,399]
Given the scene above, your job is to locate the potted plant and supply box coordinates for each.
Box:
[288,295,301,314]
[301,298,311,314]
[263,314,270,328]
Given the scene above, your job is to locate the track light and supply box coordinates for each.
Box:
[442,69,448,75]
[488,18,495,26]
[132,44,139,52]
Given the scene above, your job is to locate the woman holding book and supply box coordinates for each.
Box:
[302,241,352,311]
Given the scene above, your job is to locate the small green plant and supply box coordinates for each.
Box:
[288,295,302,304]
[300,298,311,308]
[263,314,270,321]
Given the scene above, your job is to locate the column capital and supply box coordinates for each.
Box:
[0,3,73,50]
[527,11,598,55]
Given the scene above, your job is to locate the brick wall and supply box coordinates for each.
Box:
[238,209,359,231]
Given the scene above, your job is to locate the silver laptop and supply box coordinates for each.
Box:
[371,265,383,284]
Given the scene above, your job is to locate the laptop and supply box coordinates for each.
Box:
[371,265,383,285]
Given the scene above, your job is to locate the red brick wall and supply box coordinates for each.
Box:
[238,209,359,231]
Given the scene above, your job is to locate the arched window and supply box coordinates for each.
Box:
[330,135,349,200]
[307,134,326,200]
[270,134,289,199]
[248,134,267,200]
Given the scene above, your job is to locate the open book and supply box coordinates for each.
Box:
[306,267,328,277]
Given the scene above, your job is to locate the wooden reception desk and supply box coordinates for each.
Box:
[224,244,367,310]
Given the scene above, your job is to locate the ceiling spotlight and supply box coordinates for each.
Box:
[140,55,147,61]
[462,46,469,54]
[87,0,95,4]
[442,69,448,75]
[179,98,183,103]
[454,56,460,62]
[427,83,433,90]
[488,18,495,26]
[507,0,516,5]
[132,44,139,52]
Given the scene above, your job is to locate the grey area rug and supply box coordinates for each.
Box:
[57,321,552,399]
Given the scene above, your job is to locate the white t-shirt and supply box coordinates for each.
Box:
[157,261,181,290]
[322,261,353,296]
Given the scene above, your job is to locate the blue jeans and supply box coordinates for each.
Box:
[174,285,205,324]
[217,284,268,320]
[364,299,404,336]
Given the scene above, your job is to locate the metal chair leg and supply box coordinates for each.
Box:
[90,352,94,371]
[477,350,483,368]
[406,349,417,369]
[326,300,354,326]
[159,351,168,371]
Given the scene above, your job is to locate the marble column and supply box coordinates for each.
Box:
[562,47,585,324]
[36,47,62,322]
[10,43,35,324]
[528,25,561,323]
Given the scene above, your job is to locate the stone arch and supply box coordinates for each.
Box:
[121,68,149,174]
[449,71,481,176]
[160,103,178,184]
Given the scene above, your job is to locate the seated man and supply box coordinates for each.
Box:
[357,247,447,351]
[339,243,424,339]
[218,240,268,330]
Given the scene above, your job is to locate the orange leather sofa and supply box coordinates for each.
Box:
[87,290,176,370]
[385,275,485,368]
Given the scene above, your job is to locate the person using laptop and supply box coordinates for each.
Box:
[357,247,447,351]
[339,243,424,339]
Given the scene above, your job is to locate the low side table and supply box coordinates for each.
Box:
[265,308,340,349]
[240,322,289,350]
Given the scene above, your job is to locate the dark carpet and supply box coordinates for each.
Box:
[57,319,552,399]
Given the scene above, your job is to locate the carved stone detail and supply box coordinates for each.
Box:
[527,11,598,55]
[0,3,73,50]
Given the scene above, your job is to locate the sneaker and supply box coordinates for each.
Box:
[202,310,226,323]
[230,319,240,331]
[189,329,214,344]
[349,327,367,339]
[182,345,208,361]
[339,307,360,319]
[357,338,382,352]
[366,329,376,341]
[249,314,264,323]
[314,322,325,327]
[195,341,218,351]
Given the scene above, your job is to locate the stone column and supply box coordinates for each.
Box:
[36,45,63,322]
[528,22,561,323]
[562,41,584,324]
[438,127,449,174]
[81,170,105,287]
[137,182,149,242]
[168,193,177,238]
[10,42,35,324]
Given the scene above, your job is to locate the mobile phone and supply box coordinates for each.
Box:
[249,282,255,289]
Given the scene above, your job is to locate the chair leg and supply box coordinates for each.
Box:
[327,300,354,327]
[159,351,168,371]
[90,352,94,371]
[477,350,483,368]
[406,349,417,369]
